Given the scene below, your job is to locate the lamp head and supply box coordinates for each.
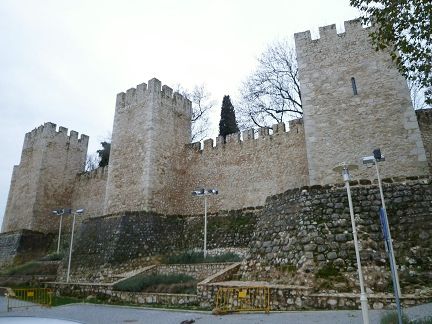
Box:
[75,208,84,215]
[362,149,385,165]
[192,188,205,196]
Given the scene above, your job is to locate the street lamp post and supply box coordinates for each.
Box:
[363,149,402,324]
[333,163,369,324]
[66,208,84,283]
[52,209,65,254]
[192,188,218,258]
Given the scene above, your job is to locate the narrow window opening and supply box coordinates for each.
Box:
[351,77,358,95]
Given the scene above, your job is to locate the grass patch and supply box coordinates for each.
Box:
[0,261,40,275]
[279,264,297,273]
[163,251,240,264]
[113,273,197,294]
[380,311,410,324]
[52,295,83,307]
[0,261,58,276]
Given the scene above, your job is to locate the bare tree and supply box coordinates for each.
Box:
[84,153,100,172]
[409,80,432,110]
[238,39,302,129]
[178,84,215,142]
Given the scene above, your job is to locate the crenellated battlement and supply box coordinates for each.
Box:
[188,119,304,152]
[23,122,89,150]
[294,18,366,46]
[115,77,192,118]
[77,166,109,181]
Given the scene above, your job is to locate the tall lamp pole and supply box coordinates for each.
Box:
[333,163,369,324]
[192,188,218,258]
[66,208,84,283]
[363,149,402,324]
[52,209,65,254]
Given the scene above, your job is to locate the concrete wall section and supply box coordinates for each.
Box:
[295,19,428,185]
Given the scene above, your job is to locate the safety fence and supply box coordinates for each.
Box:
[214,286,270,314]
[6,288,52,311]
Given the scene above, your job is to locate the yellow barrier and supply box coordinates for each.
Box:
[7,288,52,311]
[214,286,270,314]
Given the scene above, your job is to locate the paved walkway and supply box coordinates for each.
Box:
[0,298,431,324]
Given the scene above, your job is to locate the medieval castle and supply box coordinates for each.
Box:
[2,19,430,235]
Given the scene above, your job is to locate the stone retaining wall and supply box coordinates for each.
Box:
[48,282,198,306]
[0,230,53,268]
[241,176,432,293]
[63,208,257,282]
[156,263,235,281]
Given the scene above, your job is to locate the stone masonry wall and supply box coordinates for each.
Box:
[295,19,428,186]
[2,123,88,233]
[173,119,308,215]
[65,208,258,281]
[71,167,108,218]
[104,78,192,215]
[156,263,234,281]
[0,230,53,268]
[242,176,432,293]
[417,109,432,173]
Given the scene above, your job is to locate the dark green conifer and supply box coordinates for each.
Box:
[219,95,239,138]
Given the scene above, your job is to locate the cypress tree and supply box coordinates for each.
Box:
[219,95,239,138]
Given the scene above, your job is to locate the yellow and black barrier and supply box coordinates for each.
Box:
[214,286,270,314]
[6,288,52,311]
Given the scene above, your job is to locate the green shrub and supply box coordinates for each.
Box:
[113,273,196,293]
[316,265,340,278]
[380,311,410,324]
[40,252,64,261]
[163,251,240,264]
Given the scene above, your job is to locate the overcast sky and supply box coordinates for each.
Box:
[0,0,360,229]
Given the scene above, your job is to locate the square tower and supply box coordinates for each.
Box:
[295,19,428,184]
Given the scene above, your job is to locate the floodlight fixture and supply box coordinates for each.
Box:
[52,209,64,216]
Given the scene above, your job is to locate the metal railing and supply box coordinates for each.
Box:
[6,288,52,311]
[214,286,270,314]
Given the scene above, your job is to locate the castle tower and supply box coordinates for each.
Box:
[103,78,192,215]
[294,19,429,185]
[2,123,89,233]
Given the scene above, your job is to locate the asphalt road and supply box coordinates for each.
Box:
[0,297,431,324]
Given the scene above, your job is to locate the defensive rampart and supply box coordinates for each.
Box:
[417,109,432,173]
[241,176,432,293]
[295,19,428,185]
[72,167,108,219]
[173,119,308,215]
[2,123,88,233]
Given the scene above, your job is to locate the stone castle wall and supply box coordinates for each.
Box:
[295,19,428,185]
[71,167,108,219]
[173,119,308,215]
[2,123,88,233]
[417,109,432,173]
[2,19,431,235]
[104,78,192,215]
[241,176,432,293]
